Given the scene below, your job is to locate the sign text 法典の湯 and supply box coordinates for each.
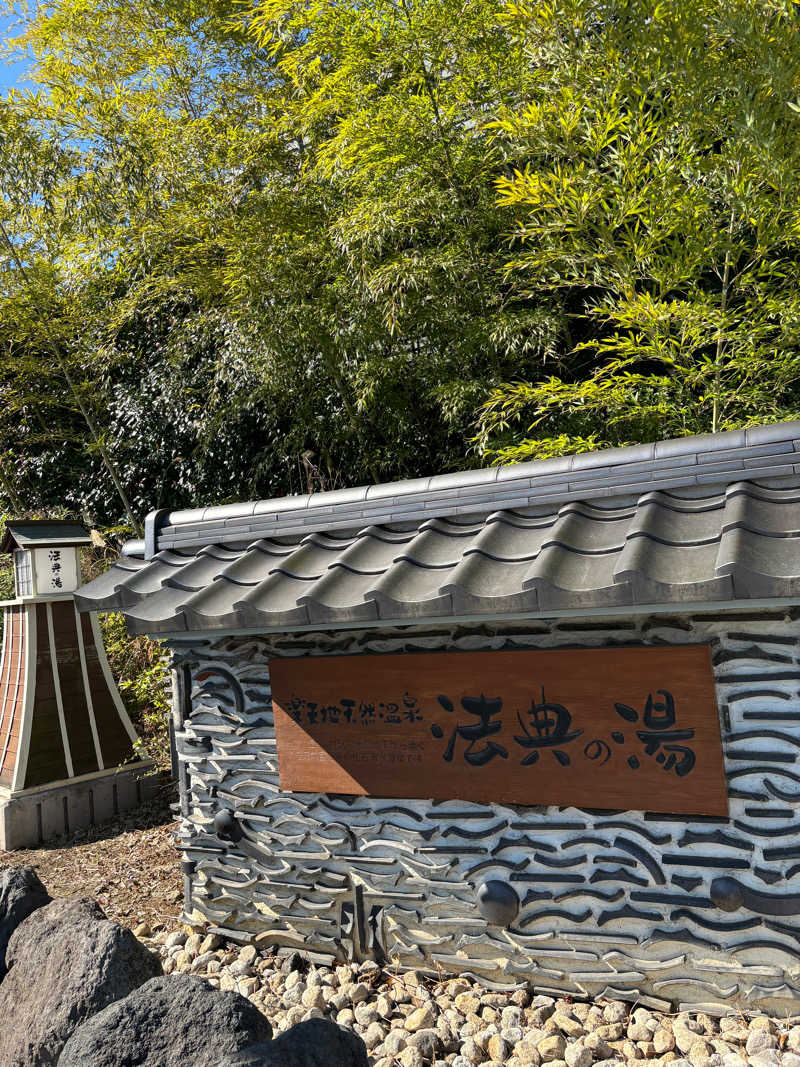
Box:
[270,646,727,816]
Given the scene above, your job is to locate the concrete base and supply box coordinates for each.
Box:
[0,762,162,850]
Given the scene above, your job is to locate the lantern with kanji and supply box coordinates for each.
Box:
[0,521,156,849]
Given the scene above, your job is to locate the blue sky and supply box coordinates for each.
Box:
[0,11,33,94]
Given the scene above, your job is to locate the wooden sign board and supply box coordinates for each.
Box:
[270,645,728,816]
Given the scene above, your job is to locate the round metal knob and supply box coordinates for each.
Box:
[213,809,243,843]
[477,880,520,926]
[710,876,744,912]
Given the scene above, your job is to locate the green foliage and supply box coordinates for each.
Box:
[478,0,800,463]
[99,611,171,771]
[0,0,554,522]
[0,555,12,602]
[1,0,800,527]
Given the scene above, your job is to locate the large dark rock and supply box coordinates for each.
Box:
[0,897,161,1066]
[59,974,273,1066]
[214,1019,369,1067]
[0,866,50,979]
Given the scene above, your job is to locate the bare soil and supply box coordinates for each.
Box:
[0,782,183,933]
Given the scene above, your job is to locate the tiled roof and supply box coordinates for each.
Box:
[75,422,800,634]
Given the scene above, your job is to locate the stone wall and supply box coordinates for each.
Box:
[170,609,800,1015]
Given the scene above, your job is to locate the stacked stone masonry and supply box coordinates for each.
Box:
[171,610,800,1016]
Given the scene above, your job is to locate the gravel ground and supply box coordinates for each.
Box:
[142,928,800,1067]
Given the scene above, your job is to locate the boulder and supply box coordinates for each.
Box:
[0,897,161,1066]
[59,974,272,1066]
[213,1018,369,1067]
[0,866,50,979]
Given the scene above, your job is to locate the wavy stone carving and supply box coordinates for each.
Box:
[172,611,800,1012]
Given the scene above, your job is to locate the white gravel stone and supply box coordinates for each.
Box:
[301,985,326,1011]
[405,1002,437,1032]
[409,1027,441,1058]
[238,945,258,967]
[538,1032,567,1060]
[348,982,371,1004]
[583,1032,613,1059]
[282,986,303,1008]
[383,1028,408,1055]
[503,1007,523,1029]
[284,1005,304,1028]
[363,1021,386,1049]
[602,1002,628,1024]
[721,1056,747,1067]
[328,991,350,1012]
[460,1037,483,1063]
[354,1001,378,1026]
[553,1012,585,1039]
[746,1030,778,1056]
[399,1047,424,1067]
[375,993,393,1018]
[564,1041,593,1067]
[749,1056,781,1067]
[688,1039,714,1066]
[228,960,254,977]
[184,933,204,959]
[676,1026,703,1054]
[503,1026,524,1045]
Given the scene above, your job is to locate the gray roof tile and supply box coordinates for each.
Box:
[159,507,206,526]
[444,551,533,599]
[234,573,313,627]
[700,440,794,463]
[497,455,572,481]
[747,422,798,444]
[119,586,190,632]
[307,484,370,507]
[75,421,800,632]
[719,526,800,587]
[655,429,746,457]
[571,442,655,470]
[301,568,381,621]
[527,545,632,609]
[202,502,257,522]
[252,494,311,515]
[365,475,432,500]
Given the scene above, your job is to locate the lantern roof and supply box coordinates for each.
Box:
[0,520,92,554]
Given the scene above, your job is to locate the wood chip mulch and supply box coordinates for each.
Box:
[0,783,183,933]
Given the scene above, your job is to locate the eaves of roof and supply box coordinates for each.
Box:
[73,423,800,636]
